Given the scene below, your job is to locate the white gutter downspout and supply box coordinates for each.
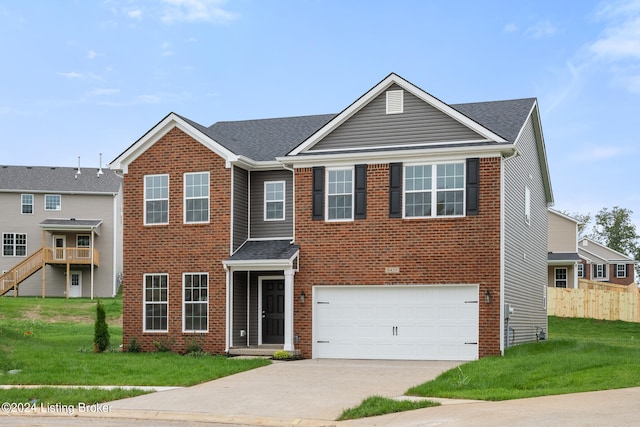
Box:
[224,264,231,353]
[112,192,118,296]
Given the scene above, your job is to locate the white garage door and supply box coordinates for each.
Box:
[313,285,478,361]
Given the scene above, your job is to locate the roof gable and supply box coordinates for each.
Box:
[578,238,635,263]
[288,73,508,156]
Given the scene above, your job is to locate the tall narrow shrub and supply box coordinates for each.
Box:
[94,300,110,352]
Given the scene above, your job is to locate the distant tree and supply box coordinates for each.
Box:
[591,206,639,257]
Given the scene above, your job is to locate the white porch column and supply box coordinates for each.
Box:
[283,268,295,351]
[225,267,231,352]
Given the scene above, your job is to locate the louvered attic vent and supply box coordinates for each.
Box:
[386,89,404,114]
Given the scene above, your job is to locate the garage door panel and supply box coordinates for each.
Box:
[314,285,478,361]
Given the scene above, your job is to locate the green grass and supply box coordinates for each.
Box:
[0,296,271,405]
[407,316,640,401]
[337,396,440,421]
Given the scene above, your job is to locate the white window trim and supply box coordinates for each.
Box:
[2,232,27,257]
[143,273,169,333]
[594,264,607,280]
[577,264,584,278]
[616,264,627,278]
[21,194,33,215]
[44,194,61,211]
[554,267,568,288]
[403,161,466,219]
[264,180,286,221]
[184,172,210,224]
[144,174,169,226]
[325,166,354,222]
[182,272,209,333]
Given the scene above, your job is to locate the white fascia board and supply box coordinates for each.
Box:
[288,73,507,156]
[520,101,553,205]
[233,157,283,171]
[548,208,581,224]
[279,144,515,168]
[110,113,238,173]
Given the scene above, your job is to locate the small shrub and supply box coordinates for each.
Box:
[93,300,110,353]
[185,337,204,355]
[273,350,292,360]
[153,338,174,352]
[126,337,142,353]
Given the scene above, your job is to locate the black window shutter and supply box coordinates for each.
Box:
[354,164,367,219]
[466,158,480,216]
[614,264,618,278]
[389,162,402,218]
[627,264,631,278]
[312,166,324,220]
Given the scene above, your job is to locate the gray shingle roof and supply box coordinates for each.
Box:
[227,240,300,261]
[178,98,534,162]
[0,165,121,193]
[548,252,582,262]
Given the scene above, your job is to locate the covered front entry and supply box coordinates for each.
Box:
[223,240,299,355]
[313,284,479,361]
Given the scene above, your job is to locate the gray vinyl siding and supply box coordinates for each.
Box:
[232,271,248,347]
[311,84,485,151]
[233,167,249,251]
[503,114,549,347]
[0,191,120,297]
[249,170,293,239]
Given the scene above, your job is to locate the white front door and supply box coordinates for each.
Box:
[69,271,82,298]
[313,285,479,361]
[53,235,66,260]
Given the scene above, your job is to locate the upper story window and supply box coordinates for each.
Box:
[326,168,353,221]
[21,194,33,214]
[616,264,627,278]
[404,162,464,218]
[144,273,168,332]
[45,194,61,211]
[144,174,169,225]
[3,233,27,257]
[264,181,285,221]
[184,172,209,224]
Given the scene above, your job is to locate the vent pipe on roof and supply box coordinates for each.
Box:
[97,153,104,177]
[75,156,82,179]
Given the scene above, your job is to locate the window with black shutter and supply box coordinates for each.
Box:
[354,164,367,219]
[389,162,402,218]
[312,166,324,220]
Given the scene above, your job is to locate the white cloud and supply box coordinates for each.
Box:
[590,16,640,60]
[127,9,142,19]
[526,20,557,39]
[87,50,98,59]
[571,143,624,163]
[136,94,161,104]
[88,88,120,96]
[58,72,83,79]
[161,41,174,56]
[160,0,237,24]
[504,23,518,33]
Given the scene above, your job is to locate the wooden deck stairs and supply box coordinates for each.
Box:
[0,248,44,296]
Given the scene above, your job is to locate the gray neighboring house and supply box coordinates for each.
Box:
[0,165,123,298]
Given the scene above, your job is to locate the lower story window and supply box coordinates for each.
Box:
[594,264,605,279]
[183,273,208,332]
[144,274,168,332]
[616,264,626,278]
[3,233,27,257]
[577,264,584,278]
[555,268,567,288]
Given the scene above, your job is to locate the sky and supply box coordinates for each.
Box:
[1,0,639,235]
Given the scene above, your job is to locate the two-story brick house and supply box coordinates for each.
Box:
[110,73,553,360]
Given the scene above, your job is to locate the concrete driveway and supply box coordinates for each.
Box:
[108,359,460,425]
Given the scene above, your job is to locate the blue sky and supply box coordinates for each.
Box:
[1,0,639,232]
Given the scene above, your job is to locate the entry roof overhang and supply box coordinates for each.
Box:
[548,252,581,265]
[223,240,299,271]
[39,219,103,236]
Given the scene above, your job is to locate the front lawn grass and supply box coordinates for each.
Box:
[0,296,271,405]
[337,396,440,421]
[407,316,640,401]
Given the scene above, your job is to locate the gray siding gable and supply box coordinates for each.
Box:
[310,84,488,152]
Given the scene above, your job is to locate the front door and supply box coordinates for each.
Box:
[262,279,285,344]
[69,271,82,298]
[53,235,66,260]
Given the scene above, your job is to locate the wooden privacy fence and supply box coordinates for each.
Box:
[548,280,640,323]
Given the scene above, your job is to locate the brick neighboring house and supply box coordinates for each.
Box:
[577,238,636,285]
[110,73,553,360]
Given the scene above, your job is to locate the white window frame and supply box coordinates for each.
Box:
[184,172,210,224]
[326,167,354,222]
[554,267,568,288]
[183,272,209,333]
[21,194,33,215]
[76,234,90,259]
[3,232,27,257]
[594,264,606,280]
[577,263,584,278]
[403,162,465,218]
[616,264,627,278]
[143,273,168,332]
[264,181,285,221]
[144,174,169,225]
[44,194,61,211]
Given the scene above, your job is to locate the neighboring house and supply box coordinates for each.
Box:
[577,238,636,285]
[0,165,123,298]
[547,209,582,288]
[110,72,553,360]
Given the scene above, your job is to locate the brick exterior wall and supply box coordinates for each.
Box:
[580,259,635,285]
[122,127,230,354]
[292,158,503,358]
